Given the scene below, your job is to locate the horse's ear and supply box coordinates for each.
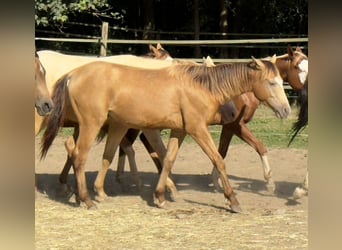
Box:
[295,47,303,53]
[206,56,215,66]
[149,44,158,54]
[287,45,294,57]
[251,56,264,70]
[270,54,277,64]
[156,43,163,50]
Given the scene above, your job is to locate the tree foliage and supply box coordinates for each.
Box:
[35,0,122,27]
[35,0,307,57]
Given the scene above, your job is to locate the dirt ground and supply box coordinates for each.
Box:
[35,134,308,250]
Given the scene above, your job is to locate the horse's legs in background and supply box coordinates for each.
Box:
[212,123,275,193]
[116,129,141,188]
[154,129,185,207]
[141,129,178,200]
[58,126,79,196]
[94,122,129,201]
[211,124,235,191]
[139,132,163,173]
[293,169,308,199]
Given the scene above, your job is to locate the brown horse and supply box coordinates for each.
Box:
[41,57,290,213]
[211,46,308,191]
[35,51,54,116]
[116,44,308,194]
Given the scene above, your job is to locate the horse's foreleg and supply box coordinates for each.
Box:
[211,125,235,191]
[94,123,128,201]
[154,130,185,207]
[191,126,241,213]
[142,129,178,201]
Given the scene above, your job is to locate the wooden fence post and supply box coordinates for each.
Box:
[100,22,108,56]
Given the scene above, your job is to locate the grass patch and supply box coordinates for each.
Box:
[51,104,307,149]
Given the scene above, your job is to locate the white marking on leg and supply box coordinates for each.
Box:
[261,155,272,181]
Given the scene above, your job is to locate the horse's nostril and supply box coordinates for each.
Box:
[44,102,54,112]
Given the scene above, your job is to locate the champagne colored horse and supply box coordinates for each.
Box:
[40,56,290,213]
[35,51,54,116]
[117,44,308,194]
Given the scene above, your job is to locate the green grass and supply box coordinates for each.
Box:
[54,104,307,149]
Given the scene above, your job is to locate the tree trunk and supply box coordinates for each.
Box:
[194,0,201,58]
[219,0,229,58]
[142,0,155,40]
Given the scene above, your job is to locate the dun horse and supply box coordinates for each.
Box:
[35,51,54,116]
[41,57,290,213]
[115,44,308,194]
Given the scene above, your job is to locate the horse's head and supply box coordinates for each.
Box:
[35,52,54,116]
[277,45,308,91]
[249,56,291,119]
[148,43,173,61]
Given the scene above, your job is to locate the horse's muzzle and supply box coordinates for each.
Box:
[275,105,291,119]
[36,101,54,116]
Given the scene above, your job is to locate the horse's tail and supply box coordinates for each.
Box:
[288,83,308,146]
[96,124,109,143]
[40,75,69,159]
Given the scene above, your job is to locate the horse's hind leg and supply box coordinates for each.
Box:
[94,122,128,201]
[212,122,275,193]
[236,123,274,192]
[117,136,142,190]
[72,125,102,209]
[116,129,140,188]
[293,170,308,199]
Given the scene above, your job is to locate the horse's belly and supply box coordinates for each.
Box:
[109,108,183,129]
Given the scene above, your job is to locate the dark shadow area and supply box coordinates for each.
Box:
[36,169,303,208]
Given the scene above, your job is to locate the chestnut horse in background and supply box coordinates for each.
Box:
[40,56,290,213]
[35,51,54,116]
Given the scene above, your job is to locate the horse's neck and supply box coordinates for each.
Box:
[275,58,290,81]
[216,64,254,104]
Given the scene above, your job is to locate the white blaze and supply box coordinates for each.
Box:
[298,59,308,84]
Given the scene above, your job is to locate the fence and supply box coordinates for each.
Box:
[35,22,308,101]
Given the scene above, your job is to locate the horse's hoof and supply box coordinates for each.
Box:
[230,204,242,213]
[292,187,308,200]
[153,193,168,208]
[87,204,98,210]
[95,193,108,202]
[169,190,178,202]
[56,183,73,198]
[266,182,276,194]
